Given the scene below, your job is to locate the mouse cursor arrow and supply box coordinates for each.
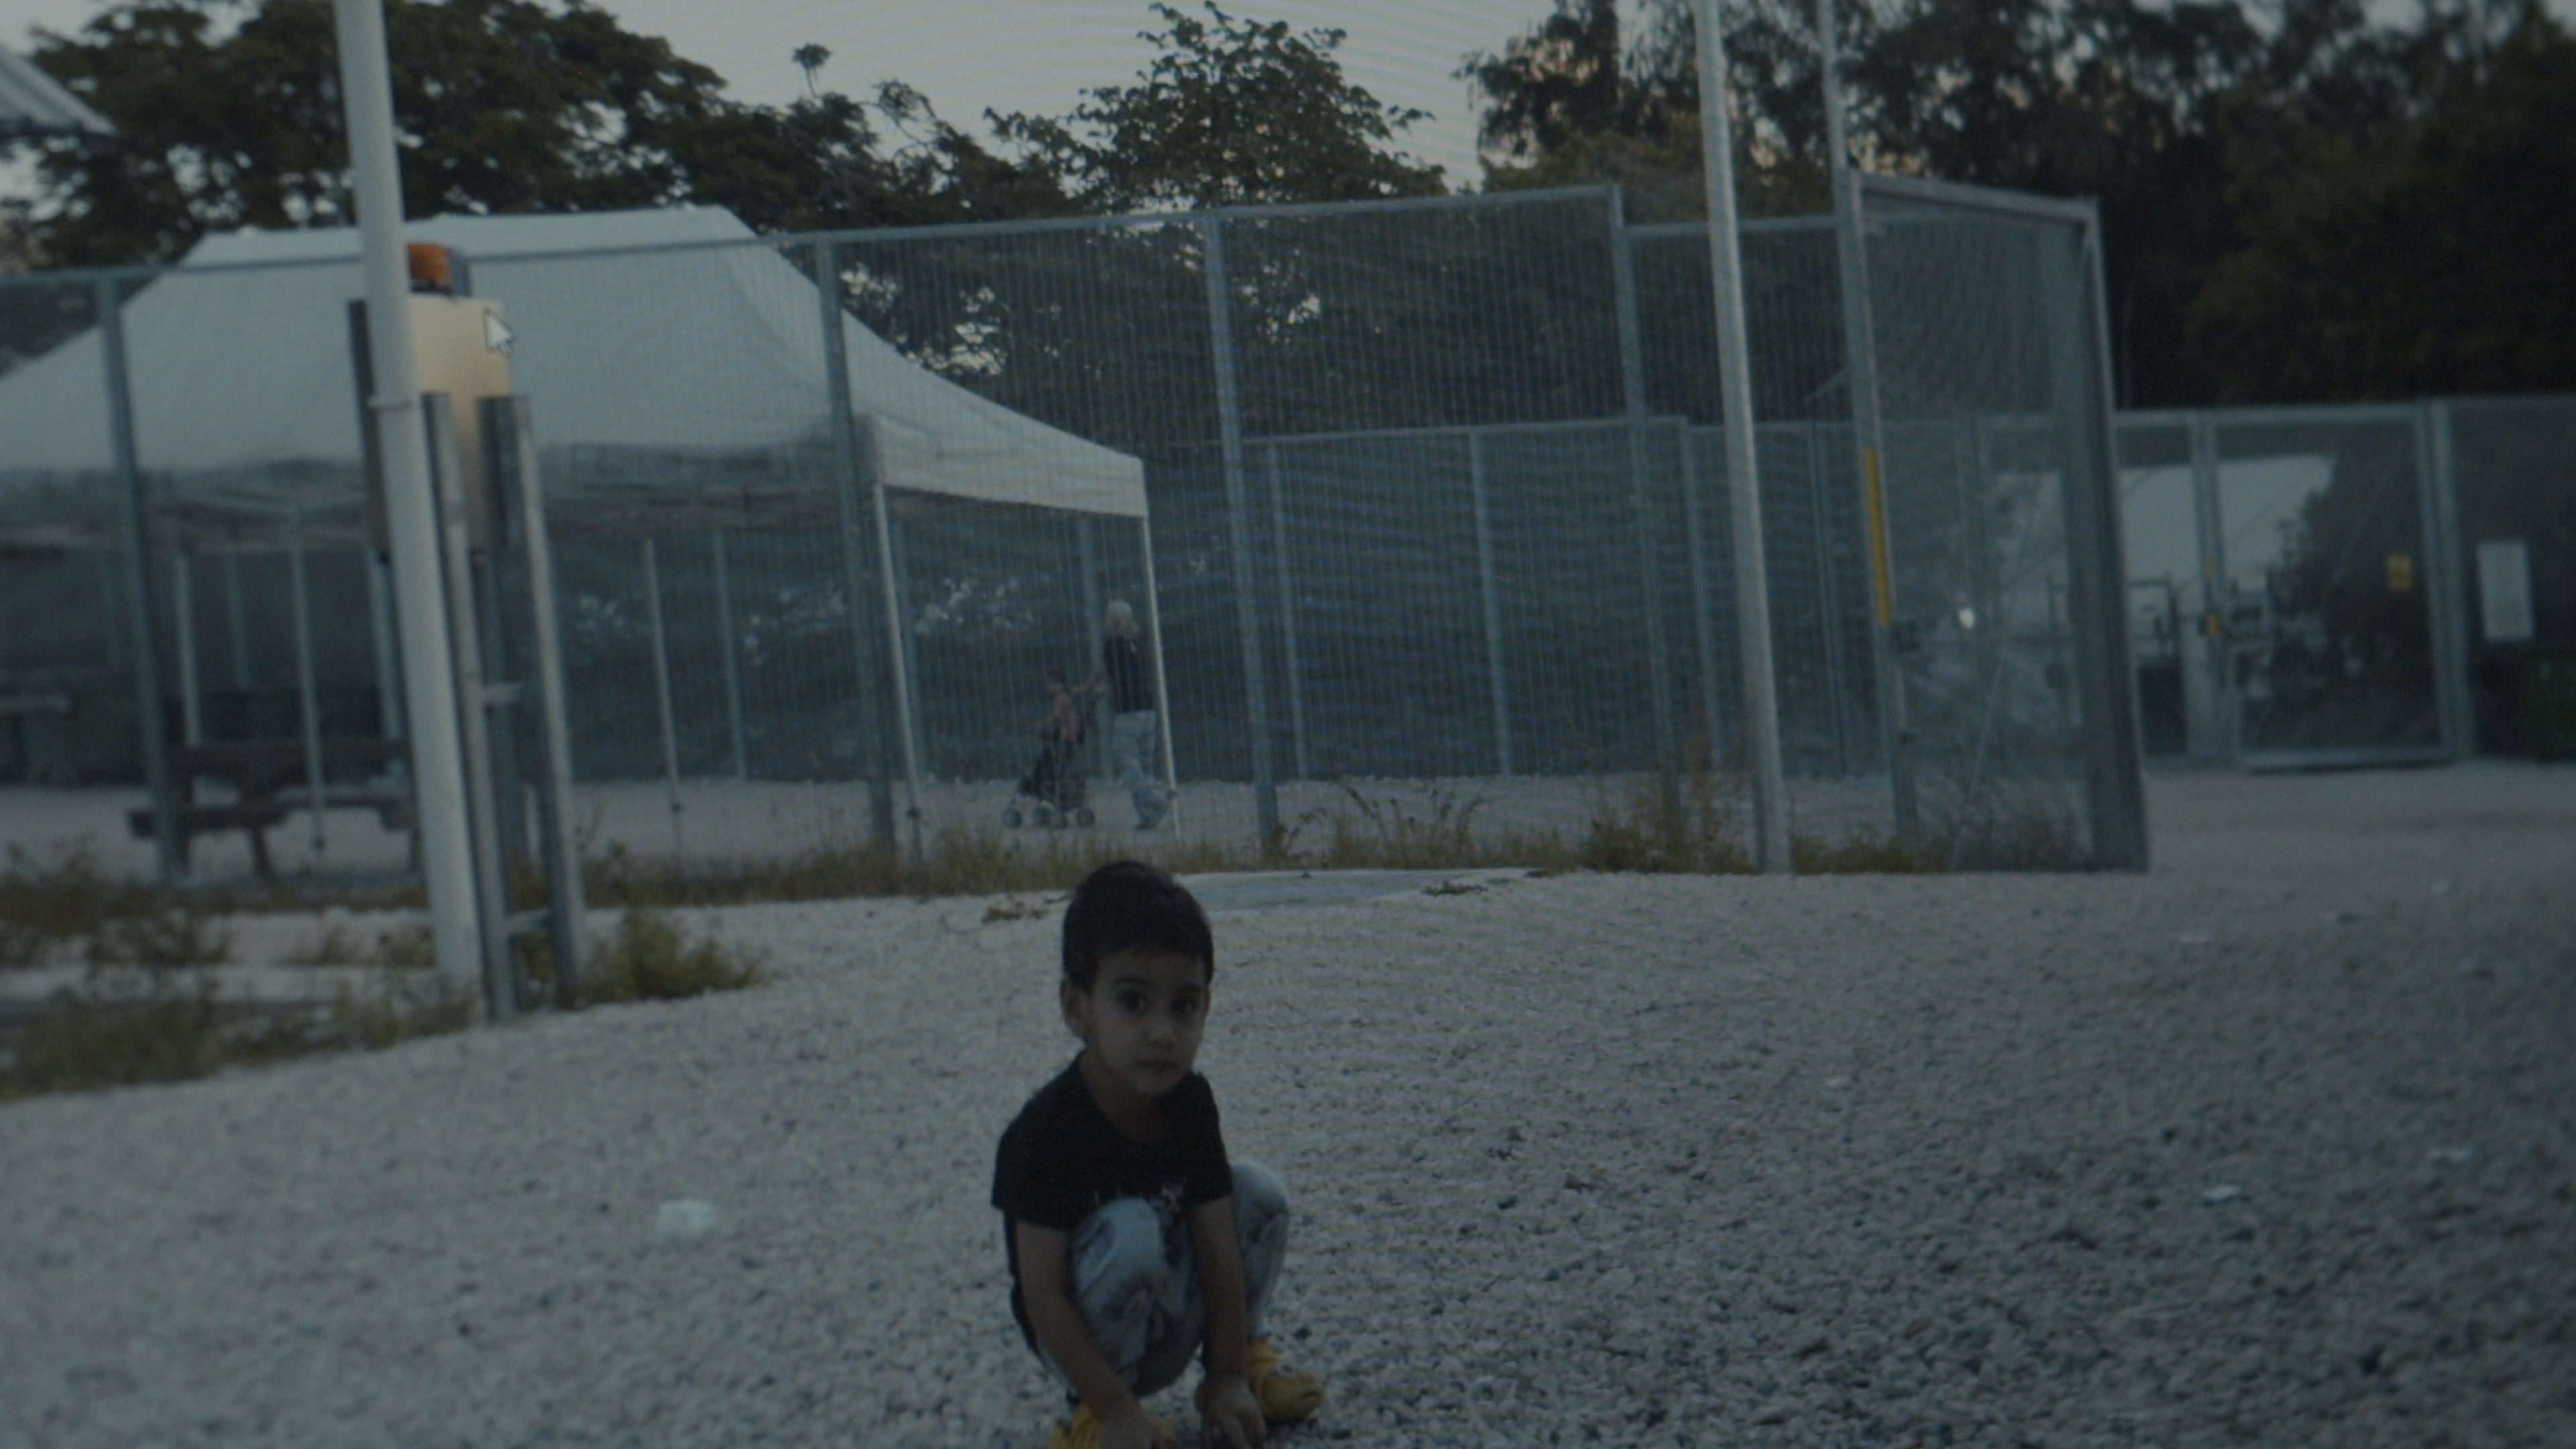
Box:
[482,309,515,357]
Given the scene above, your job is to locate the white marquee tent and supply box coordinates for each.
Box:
[0,205,1149,545]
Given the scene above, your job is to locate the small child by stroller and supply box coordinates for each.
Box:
[1006,672,1095,828]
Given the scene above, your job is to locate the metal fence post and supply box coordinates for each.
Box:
[425,392,515,1018]
[2057,209,2151,870]
[1138,512,1183,831]
[710,530,749,780]
[173,551,203,747]
[95,274,180,884]
[2188,409,2233,762]
[286,501,329,861]
[1694,3,1794,872]
[814,237,900,853]
[1680,427,1727,770]
[1607,188,1680,774]
[1198,217,1281,848]
[1263,443,1311,780]
[1803,421,1853,775]
[488,394,588,1006]
[366,551,404,742]
[1466,429,1515,775]
[2420,400,2476,758]
[1817,0,1918,850]
[639,536,684,858]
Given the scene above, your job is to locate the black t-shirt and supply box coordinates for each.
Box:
[1102,635,1155,714]
[991,1055,1232,1346]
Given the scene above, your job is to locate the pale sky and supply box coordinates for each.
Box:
[0,0,1600,193]
[5,0,2564,209]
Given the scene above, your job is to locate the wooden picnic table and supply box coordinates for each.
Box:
[128,738,415,877]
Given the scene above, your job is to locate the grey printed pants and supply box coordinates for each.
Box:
[1042,1160,1289,1398]
[1106,709,1167,827]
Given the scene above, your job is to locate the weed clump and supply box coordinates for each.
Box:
[580,906,764,1004]
[1,971,471,1100]
[87,906,232,968]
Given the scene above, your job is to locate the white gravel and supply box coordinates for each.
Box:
[3,763,2571,1448]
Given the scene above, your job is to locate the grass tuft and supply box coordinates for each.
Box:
[578,906,764,1004]
[1,970,472,1100]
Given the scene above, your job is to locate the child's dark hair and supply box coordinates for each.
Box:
[1061,860,1213,991]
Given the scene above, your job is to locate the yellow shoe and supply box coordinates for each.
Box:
[1047,1402,1175,1449]
[1246,1336,1326,1425]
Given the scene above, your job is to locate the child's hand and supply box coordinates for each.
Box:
[1100,1405,1179,1449]
[1195,1375,1265,1449]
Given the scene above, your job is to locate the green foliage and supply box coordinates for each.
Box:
[8,0,1077,268]
[578,906,761,1004]
[0,846,163,966]
[2190,7,2576,402]
[1467,0,2573,407]
[1,970,471,1099]
[995,2,1446,210]
[86,905,232,968]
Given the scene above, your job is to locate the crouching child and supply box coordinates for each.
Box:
[992,861,1326,1449]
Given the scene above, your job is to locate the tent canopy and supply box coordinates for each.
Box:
[0,48,115,141]
[0,206,1148,546]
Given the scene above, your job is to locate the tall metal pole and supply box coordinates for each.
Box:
[96,277,180,884]
[1198,217,1280,849]
[331,0,481,997]
[1694,0,1793,873]
[1815,0,1920,845]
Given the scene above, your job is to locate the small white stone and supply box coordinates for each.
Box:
[654,1199,720,1244]
[2201,1184,2244,1205]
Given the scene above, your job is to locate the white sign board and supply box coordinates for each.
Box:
[2476,538,2534,643]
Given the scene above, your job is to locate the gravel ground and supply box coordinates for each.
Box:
[3,762,2571,1448]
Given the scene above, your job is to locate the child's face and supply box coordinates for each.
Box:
[1061,946,1210,1104]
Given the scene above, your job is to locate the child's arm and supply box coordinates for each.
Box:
[1188,1195,1264,1448]
[1016,1220,1176,1449]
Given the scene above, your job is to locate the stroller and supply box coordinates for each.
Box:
[1004,679,1096,829]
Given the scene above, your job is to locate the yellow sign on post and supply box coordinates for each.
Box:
[408,294,514,547]
[2385,551,2415,594]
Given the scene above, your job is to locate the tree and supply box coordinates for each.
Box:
[1463,0,2567,407]
[993,2,1446,211]
[2190,3,2576,401]
[8,0,1075,268]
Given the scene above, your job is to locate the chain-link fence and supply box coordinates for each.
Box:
[1,180,2157,881]
[2110,396,2576,767]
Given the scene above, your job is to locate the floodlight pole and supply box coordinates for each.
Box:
[331,0,483,1000]
[1815,0,1921,845]
[1693,0,1793,873]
